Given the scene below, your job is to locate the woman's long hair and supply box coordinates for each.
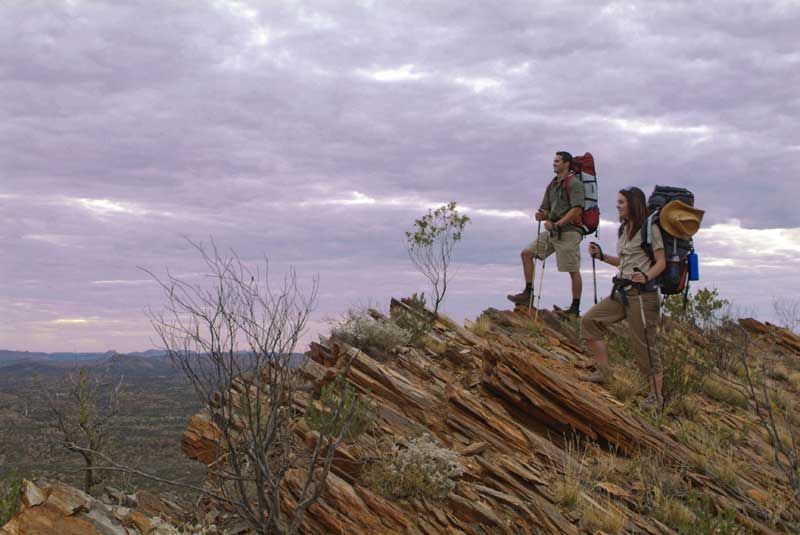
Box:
[619,187,648,240]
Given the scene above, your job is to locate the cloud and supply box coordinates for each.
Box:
[1,0,798,351]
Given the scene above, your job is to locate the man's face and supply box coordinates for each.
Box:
[553,155,568,175]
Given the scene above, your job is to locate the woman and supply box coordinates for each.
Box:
[581,187,666,409]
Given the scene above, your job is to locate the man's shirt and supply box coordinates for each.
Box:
[539,174,585,233]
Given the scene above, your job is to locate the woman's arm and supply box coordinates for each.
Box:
[588,243,620,267]
[645,248,666,282]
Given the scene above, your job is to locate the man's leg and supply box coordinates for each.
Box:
[570,271,583,308]
[554,231,583,314]
[522,249,534,285]
[508,233,551,305]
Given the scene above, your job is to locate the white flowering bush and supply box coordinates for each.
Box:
[331,310,412,356]
[362,435,464,501]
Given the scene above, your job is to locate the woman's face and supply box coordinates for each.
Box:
[617,192,629,220]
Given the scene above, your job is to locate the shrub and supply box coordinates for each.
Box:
[659,327,710,409]
[305,381,373,441]
[608,365,645,403]
[331,310,412,356]
[680,491,749,534]
[469,314,492,337]
[361,435,463,501]
[580,500,625,534]
[701,378,748,409]
[0,469,22,525]
[664,287,729,329]
[607,329,636,366]
[391,293,433,344]
[549,437,588,509]
[654,494,695,528]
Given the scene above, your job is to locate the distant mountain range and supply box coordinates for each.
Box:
[0,349,307,380]
[0,349,167,365]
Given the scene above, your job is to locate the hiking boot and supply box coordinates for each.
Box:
[507,289,533,306]
[583,364,611,385]
[555,304,580,317]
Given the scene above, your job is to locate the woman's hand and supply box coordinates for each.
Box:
[588,242,602,259]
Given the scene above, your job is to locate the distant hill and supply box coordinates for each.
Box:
[0,351,307,381]
[0,349,160,365]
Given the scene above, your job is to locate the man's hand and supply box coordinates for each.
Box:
[588,242,602,259]
[631,270,648,284]
[544,221,556,231]
[535,209,548,221]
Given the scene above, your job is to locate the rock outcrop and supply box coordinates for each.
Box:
[0,479,184,535]
[179,300,800,534]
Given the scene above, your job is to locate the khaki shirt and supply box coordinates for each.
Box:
[540,175,585,233]
[617,221,664,278]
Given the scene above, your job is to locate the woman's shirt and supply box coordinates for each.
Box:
[617,221,664,278]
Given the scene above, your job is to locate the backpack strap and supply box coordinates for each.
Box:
[641,212,657,265]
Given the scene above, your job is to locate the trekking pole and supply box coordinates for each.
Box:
[634,268,661,412]
[534,245,547,322]
[590,241,602,304]
[528,220,542,313]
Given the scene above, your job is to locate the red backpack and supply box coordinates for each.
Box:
[565,152,600,236]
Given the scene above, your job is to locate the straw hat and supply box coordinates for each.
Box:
[659,200,705,240]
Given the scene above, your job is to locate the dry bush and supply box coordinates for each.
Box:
[331,309,412,357]
[653,492,695,528]
[701,378,749,409]
[144,239,361,535]
[580,500,626,534]
[361,435,463,501]
[608,365,645,403]
[787,372,800,392]
[469,314,492,337]
[548,436,589,509]
[391,293,434,344]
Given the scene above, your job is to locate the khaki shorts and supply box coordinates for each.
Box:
[581,290,662,375]
[523,230,582,272]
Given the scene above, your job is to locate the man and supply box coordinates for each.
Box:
[507,151,584,315]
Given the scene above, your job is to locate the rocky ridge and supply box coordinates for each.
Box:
[183,299,800,533]
[3,300,799,533]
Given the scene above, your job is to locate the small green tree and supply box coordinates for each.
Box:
[664,288,728,329]
[405,202,470,316]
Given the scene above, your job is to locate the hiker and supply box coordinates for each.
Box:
[508,151,585,315]
[580,186,666,408]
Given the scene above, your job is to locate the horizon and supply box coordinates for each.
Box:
[2,1,799,352]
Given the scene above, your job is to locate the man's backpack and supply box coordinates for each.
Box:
[565,153,600,236]
[641,186,695,296]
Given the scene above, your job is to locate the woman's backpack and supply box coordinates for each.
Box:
[641,186,696,296]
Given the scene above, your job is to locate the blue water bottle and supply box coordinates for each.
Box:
[688,250,699,281]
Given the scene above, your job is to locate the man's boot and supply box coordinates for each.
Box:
[583,364,611,385]
[507,288,533,305]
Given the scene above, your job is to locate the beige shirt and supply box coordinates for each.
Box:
[617,221,663,278]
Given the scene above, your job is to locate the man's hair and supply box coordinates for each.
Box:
[555,151,573,165]
[618,186,648,240]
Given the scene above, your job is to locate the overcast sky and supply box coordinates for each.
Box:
[2,0,799,352]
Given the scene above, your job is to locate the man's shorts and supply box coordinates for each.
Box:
[523,230,582,272]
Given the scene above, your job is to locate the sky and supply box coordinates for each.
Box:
[1,0,799,353]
